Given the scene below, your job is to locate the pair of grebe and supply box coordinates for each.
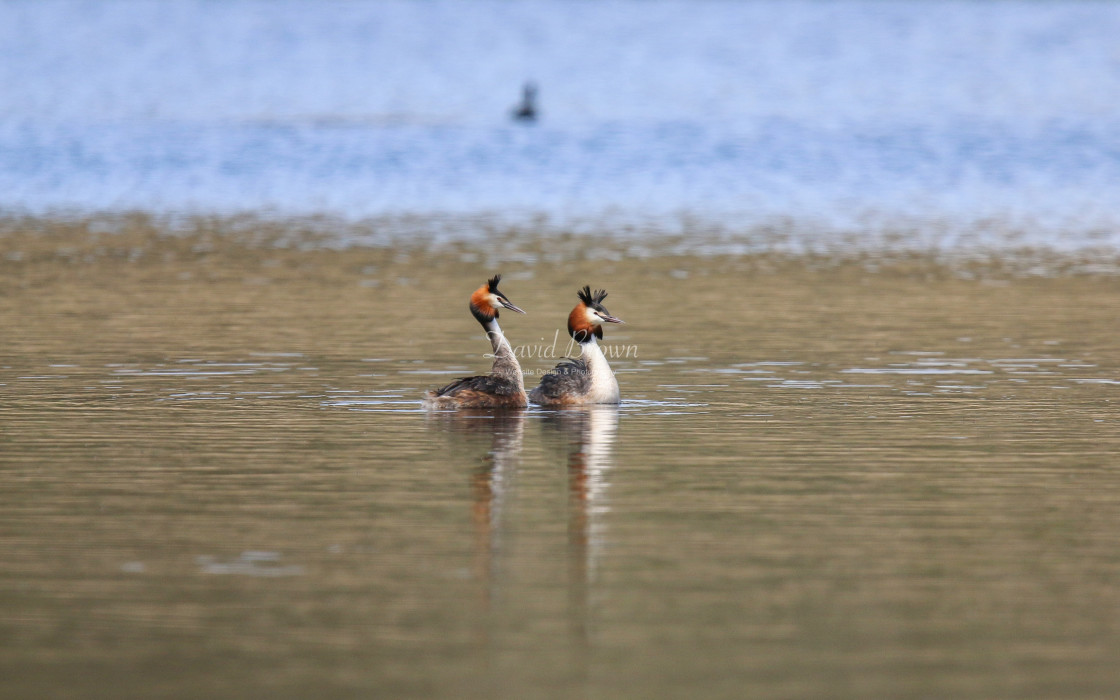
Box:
[423,275,624,408]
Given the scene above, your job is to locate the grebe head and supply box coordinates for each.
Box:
[470,274,525,324]
[568,285,624,342]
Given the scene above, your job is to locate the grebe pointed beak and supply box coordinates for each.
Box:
[500,299,526,314]
[601,314,624,324]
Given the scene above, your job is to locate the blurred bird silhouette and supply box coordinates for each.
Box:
[512,82,538,122]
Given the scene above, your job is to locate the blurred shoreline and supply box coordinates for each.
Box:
[6,1,1120,264]
[3,211,1120,279]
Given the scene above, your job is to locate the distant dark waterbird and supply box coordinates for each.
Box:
[512,82,538,122]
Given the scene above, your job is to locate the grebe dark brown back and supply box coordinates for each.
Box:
[423,275,528,409]
[529,286,624,406]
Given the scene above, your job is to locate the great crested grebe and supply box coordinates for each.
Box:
[423,275,528,409]
[529,286,625,406]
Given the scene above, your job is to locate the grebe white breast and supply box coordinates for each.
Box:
[423,275,528,409]
[529,286,624,406]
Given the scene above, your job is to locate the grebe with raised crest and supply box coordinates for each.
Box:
[423,275,528,409]
[529,286,624,406]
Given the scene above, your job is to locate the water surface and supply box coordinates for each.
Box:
[3,227,1120,698]
[5,0,1120,250]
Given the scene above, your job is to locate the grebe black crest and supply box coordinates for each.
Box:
[423,275,528,409]
[529,285,625,406]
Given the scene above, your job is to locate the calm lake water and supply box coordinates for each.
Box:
[6,1,1120,696]
[5,0,1120,249]
[3,223,1120,698]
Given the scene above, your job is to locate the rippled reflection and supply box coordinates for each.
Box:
[423,406,619,677]
[542,407,618,585]
[543,407,618,656]
[426,410,526,614]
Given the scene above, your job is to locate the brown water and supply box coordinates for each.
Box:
[3,221,1120,698]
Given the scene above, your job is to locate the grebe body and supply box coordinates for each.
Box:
[530,286,624,406]
[424,275,527,409]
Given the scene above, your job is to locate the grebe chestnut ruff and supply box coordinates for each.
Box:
[529,286,625,406]
[423,275,528,409]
